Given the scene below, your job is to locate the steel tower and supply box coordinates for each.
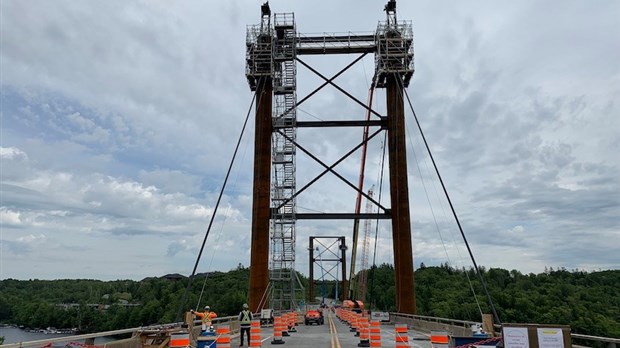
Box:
[246,4,299,312]
[246,0,416,313]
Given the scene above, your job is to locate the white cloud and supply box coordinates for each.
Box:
[16,234,47,244]
[0,0,618,280]
[0,208,22,225]
[0,147,28,160]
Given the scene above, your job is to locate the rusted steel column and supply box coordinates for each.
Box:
[309,237,314,301]
[249,77,273,312]
[386,74,416,314]
[340,236,347,302]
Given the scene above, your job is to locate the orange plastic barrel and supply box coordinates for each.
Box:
[216,325,231,348]
[370,320,381,347]
[250,319,262,347]
[169,332,190,348]
[358,316,370,347]
[271,316,284,344]
[395,324,408,348]
[431,330,449,348]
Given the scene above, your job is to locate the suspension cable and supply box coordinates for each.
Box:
[175,88,260,321]
[403,93,483,320]
[368,132,387,309]
[398,77,501,325]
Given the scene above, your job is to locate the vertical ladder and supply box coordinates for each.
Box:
[270,12,298,312]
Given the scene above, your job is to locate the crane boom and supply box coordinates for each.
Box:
[359,186,374,301]
[347,85,375,300]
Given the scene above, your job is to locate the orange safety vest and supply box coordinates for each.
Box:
[195,310,217,324]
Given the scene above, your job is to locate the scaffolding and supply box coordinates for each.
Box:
[245,5,272,91]
[270,12,299,312]
[246,8,300,312]
[374,2,414,88]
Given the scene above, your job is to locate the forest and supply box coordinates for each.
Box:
[0,264,618,339]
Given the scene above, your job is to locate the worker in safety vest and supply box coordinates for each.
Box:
[238,303,253,346]
[191,306,218,332]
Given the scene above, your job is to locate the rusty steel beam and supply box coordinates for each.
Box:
[249,77,273,312]
[280,213,391,220]
[287,119,386,128]
[386,73,416,314]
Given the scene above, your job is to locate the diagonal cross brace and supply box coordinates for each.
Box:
[297,57,383,119]
[274,128,388,213]
[279,53,369,119]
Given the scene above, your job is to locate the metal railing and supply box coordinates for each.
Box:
[1,316,242,348]
[391,313,619,348]
[4,314,618,348]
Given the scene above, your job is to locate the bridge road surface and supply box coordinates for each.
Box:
[256,311,431,348]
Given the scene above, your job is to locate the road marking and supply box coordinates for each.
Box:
[327,313,341,348]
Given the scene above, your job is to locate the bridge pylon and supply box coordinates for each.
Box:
[246,0,416,314]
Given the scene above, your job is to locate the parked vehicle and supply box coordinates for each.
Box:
[304,304,324,325]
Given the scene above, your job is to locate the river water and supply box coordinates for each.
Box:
[0,327,113,345]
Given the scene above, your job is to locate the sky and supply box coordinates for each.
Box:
[1,0,618,281]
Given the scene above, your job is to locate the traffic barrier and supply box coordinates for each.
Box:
[288,312,297,333]
[355,313,361,337]
[271,316,284,345]
[170,332,190,348]
[350,312,358,333]
[216,325,231,348]
[345,310,353,325]
[250,319,262,347]
[395,324,408,348]
[357,316,370,347]
[369,321,381,347]
[281,313,290,337]
[430,330,449,348]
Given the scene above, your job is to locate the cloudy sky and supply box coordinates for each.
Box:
[1,0,618,281]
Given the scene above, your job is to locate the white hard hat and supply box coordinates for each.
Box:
[204,305,210,310]
[243,303,249,309]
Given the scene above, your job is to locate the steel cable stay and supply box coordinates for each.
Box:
[397,80,483,320]
[349,80,378,300]
[195,112,254,310]
[408,98,485,318]
[175,84,263,322]
[394,74,502,325]
[368,132,388,309]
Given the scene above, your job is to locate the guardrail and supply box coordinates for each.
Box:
[0,316,242,348]
[391,313,619,348]
[571,333,619,348]
[1,326,143,348]
[4,314,617,348]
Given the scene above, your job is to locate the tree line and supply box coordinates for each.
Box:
[0,264,617,339]
[360,263,619,339]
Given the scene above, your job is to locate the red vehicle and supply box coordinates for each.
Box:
[304,305,324,325]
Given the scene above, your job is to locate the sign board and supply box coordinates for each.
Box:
[260,308,274,324]
[537,328,564,348]
[503,327,530,348]
[370,311,390,322]
[502,324,571,348]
